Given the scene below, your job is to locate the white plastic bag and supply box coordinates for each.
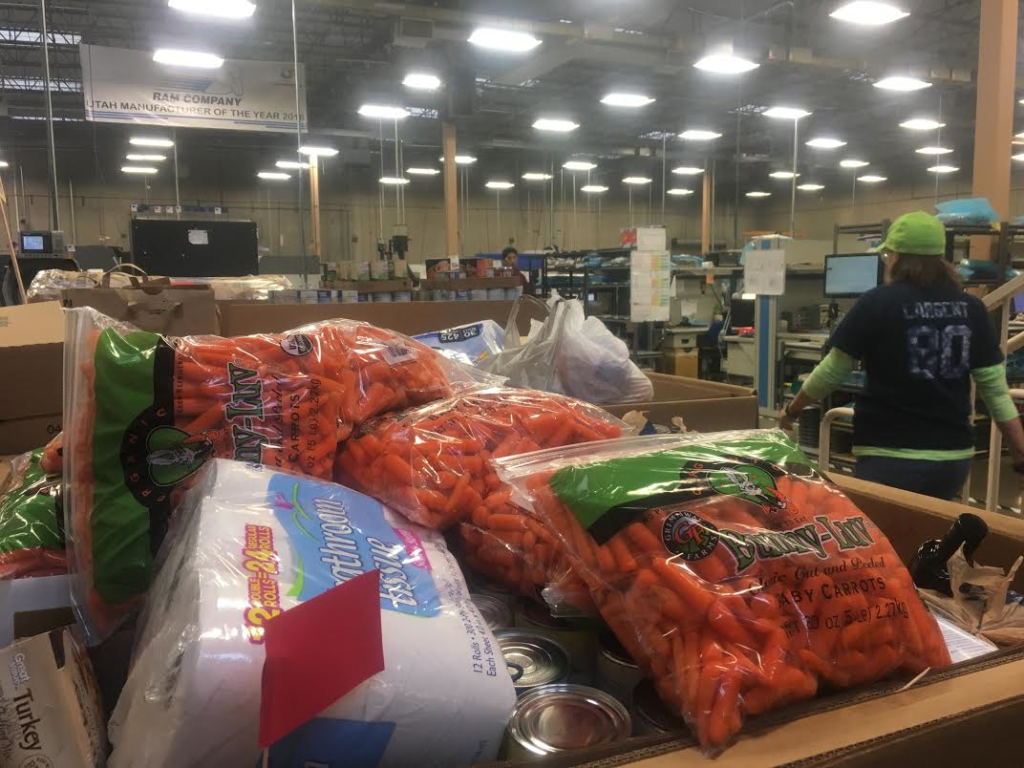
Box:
[108,459,516,768]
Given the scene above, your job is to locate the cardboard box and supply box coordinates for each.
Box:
[62,283,219,335]
[603,374,758,433]
[218,300,547,338]
[0,628,106,767]
[0,302,64,422]
[660,350,699,379]
[0,414,62,455]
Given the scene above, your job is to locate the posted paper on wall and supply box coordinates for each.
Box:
[744,249,786,296]
[631,251,671,322]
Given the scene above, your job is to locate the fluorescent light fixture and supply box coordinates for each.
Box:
[276,160,306,169]
[830,1,909,25]
[152,48,223,69]
[122,166,158,175]
[486,181,514,190]
[563,160,597,171]
[857,174,887,183]
[680,129,722,141]
[581,185,609,193]
[764,106,811,120]
[298,145,339,157]
[769,171,800,179]
[928,165,959,174]
[533,118,579,133]
[406,167,440,176]
[746,191,771,198]
[840,159,869,168]
[257,171,290,180]
[126,153,166,162]
[130,137,173,148]
[0,161,9,168]
[468,27,541,53]
[874,76,931,92]
[806,137,846,149]
[623,176,652,185]
[522,172,553,180]
[1013,153,1024,162]
[601,93,655,108]
[901,118,945,131]
[167,0,255,19]
[380,177,410,185]
[439,155,478,165]
[798,183,825,191]
[358,104,409,120]
[672,166,705,175]
[916,146,953,155]
[403,73,441,91]
[667,188,694,196]
[693,53,759,75]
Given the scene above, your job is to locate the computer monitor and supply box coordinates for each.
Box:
[730,296,756,328]
[825,254,882,298]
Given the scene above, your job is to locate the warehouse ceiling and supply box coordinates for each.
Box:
[0,0,1010,200]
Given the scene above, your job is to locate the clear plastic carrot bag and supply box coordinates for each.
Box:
[496,431,952,754]
[63,307,489,643]
[0,448,65,580]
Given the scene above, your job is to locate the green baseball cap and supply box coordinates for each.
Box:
[876,211,947,256]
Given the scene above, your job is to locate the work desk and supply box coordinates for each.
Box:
[723,331,830,380]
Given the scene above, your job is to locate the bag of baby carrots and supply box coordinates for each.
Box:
[0,448,66,580]
[63,307,491,643]
[496,431,952,754]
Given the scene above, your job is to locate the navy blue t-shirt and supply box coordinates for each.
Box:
[830,281,1003,451]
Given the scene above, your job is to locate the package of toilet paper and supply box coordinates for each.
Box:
[107,459,516,768]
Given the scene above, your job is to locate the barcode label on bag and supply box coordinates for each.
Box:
[382,343,417,366]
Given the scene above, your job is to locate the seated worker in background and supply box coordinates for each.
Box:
[780,211,1024,500]
[503,246,530,289]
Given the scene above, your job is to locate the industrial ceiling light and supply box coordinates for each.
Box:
[1013,153,1024,162]
[130,137,174,148]
[257,171,290,180]
[126,154,166,162]
[276,160,306,169]
[672,166,705,175]
[840,159,869,168]
[563,160,597,171]
[693,53,759,74]
[581,185,609,193]
[358,104,409,120]
[874,76,931,92]
[122,166,159,174]
[901,118,945,131]
[533,118,579,132]
[468,27,542,53]
[380,177,410,185]
[806,137,846,149]
[153,48,224,69]
[798,183,825,191]
[403,73,441,91]
[0,161,9,168]
[522,172,553,180]
[764,106,811,120]
[857,174,887,183]
[830,1,909,25]
[167,0,255,19]
[680,129,722,141]
[439,155,478,165]
[769,170,801,179]
[406,167,440,175]
[486,181,515,189]
[928,165,959,174]
[622,176,653,185]
[916,146,953,155]
[601,93,655,108]
[667,188,694,196]
[298,145,339,157]
[746,191,771,198]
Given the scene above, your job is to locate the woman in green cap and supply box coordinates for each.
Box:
[780,210,1024,499]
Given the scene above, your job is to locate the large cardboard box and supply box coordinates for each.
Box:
[0,414,62,455]
[0,302,64,422]
[62,283,218,335]
[603,374,758,433]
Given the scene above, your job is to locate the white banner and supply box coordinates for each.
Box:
[80,44,307,133]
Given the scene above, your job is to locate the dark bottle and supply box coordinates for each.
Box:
[908,514,989,597]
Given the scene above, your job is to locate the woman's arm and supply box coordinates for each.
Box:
[779,349,857,431]
[972,365,1024,472]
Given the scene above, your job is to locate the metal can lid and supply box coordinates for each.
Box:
[597,631,638,669]
[508,684,632,755]
[496,630,570,689]
[471,593,513,632]
[632,679,685,733]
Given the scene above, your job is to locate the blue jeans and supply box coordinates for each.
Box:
[854,456,972,501]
